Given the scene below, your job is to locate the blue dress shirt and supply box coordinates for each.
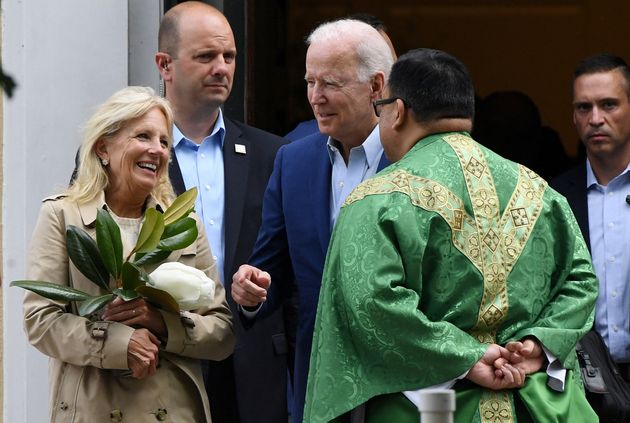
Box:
[587,160,630,362]
[327,125,384,228]
[173,111,226,283]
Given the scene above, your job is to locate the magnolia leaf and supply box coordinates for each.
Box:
[162,187,198,225]
[133,208,165,254]
[113,288,140,302]
[96,209,123,279]
[78,294,115,316]
[10,280,91,302]
[66,225,111,291]
[121,261,150,291]
[133,249,171,267]
[136,285,180,313]
[158,217,198,251]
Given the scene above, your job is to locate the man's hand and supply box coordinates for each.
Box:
[467,344,526,390]
[231,264,271,307]
[127,328,160,379]
[500,338,545,376]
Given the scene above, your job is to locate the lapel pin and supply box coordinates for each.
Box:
[235,144,247,155]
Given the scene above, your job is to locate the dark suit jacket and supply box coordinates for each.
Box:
[170,117,289,423]
[285,118,318,142]
[550,162,590,248]
[248,131,389,422]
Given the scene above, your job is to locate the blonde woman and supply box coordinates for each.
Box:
[23,86,234,422]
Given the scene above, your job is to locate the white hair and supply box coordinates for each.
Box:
[307,19,394,82]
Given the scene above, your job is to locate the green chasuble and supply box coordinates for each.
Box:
[304,132,599,423]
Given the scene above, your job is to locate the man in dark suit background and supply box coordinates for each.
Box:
[551,54,630,401]
[155,2,289,422]
[231,19,394,422]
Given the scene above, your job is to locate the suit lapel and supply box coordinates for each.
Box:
[309,137,333,255]
[223,118,250,285]
[377,153,390,171]
[567,164,590,249]
[168,151,186,195]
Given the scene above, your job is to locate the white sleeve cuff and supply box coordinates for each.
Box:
[239,303,262,319]
[542,344,566,392]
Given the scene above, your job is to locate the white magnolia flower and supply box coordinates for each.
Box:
[148,262,215,311]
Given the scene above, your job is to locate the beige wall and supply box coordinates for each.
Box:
[1,6,4,422]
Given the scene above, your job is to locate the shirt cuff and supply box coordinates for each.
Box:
[543,344,566,392]
[239,303,262,319]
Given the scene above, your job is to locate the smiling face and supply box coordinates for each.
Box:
[305,42,379,149]
[573,69,630,161]
[164,8,236,114]
[97,107,171,203]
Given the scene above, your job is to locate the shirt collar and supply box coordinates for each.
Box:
[585,158,630,189]
[172,108,226,148]
[326,124,382,167]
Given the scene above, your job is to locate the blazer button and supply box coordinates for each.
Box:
[59,401,68,411]
[110,409,123,422]
[154,408,168,421]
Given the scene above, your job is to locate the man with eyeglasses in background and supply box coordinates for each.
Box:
[305,47,598,422]
[231,18,393,423]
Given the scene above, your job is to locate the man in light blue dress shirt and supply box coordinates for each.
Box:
[155,3,289,423]
[552,54,630,413]
[230,19,395,422]
[173,118,226,279]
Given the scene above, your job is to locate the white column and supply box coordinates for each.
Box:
[417,389,456,423]
[0,0,154,421]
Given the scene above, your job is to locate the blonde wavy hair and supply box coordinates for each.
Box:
[66,86,175,206]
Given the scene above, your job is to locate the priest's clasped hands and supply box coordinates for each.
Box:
[466,338,545,390]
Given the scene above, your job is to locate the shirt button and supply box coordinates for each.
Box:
[205,184,211,191]
[110,410,123,422]
[209,219,215,225]
[339,181,345,188]
[609,256,616,263]
[154,408,168,421]
[608,191,614,196]
[201,153,206,158]
[212,255,218,261]
[608,222,615,229]
[612,291,618,298]
[613,325,619,332]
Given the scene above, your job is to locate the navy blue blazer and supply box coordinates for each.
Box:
[248,131,389,422]
[285,118,319,142]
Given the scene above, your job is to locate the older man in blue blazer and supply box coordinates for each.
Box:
[231,19,394,422]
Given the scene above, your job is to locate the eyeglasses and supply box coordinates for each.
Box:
[373,97,402,117]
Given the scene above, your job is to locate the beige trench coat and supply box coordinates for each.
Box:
[22,192,235,422]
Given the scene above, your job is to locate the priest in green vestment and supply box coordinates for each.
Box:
[304,48,599,423]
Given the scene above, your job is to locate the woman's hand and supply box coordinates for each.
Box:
[127,328,160,379]
[102,296,167,338]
